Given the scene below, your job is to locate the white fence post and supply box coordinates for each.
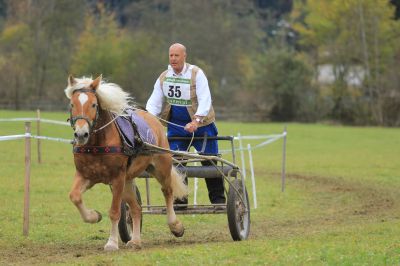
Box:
[247,144,257,209]
[237,133,247,180]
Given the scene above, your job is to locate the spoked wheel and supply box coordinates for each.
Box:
[118,185,142,243]
[227,179,250,241]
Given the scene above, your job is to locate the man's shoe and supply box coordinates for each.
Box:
[210,196,226,205]
[213,204,226,211]
[211,197,226,211]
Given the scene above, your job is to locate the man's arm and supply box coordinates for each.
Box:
[146,78,164,116]
[194,69,212,119]
[184,69,212,132]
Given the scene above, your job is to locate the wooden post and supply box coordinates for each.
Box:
[281,126,287,192]
[23,122,31,236]
[193,161,198,206]
[36,109,41,164]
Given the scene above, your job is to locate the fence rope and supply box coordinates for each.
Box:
[0,134,29,141]
[0,118,69,126]
[0,133,72,143]
[220,132,286,154]
[0,117,287,151]
[0,132,286,150]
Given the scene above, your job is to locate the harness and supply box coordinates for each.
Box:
[73,146,126,154]
[69,89,145,156]
[70,100,148,157]
[112,110,153,157]
[68,89,99,133]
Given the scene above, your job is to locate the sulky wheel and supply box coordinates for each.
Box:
[118,185,142,243]
[227,179,250,241]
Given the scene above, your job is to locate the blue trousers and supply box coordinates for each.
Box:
[167,122,225,204]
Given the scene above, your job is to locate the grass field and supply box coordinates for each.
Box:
[0,109,399,265]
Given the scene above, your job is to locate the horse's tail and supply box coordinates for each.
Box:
[171,166,188,199]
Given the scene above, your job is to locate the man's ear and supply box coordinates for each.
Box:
[68,75,76,87]
[91,74,102,90]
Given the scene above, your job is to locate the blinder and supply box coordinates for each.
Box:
[68,88,99,133]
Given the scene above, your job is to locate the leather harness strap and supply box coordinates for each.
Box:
[73,146,126,154]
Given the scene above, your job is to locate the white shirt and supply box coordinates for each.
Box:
[146,63,212,117]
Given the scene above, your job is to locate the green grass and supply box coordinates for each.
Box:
[0,110,399,265]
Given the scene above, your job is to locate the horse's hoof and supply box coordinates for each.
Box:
[126,239,142,250]
[95,210,102,223]
[104,239,119,251]
[104,244,119,252]
[169,220,184,238]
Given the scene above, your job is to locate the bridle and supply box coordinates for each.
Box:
[68,88,99,134]
[68,88,128,155]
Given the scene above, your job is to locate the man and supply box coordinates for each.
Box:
[146,43,225,207]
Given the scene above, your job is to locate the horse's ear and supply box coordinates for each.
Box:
[68,75,76,87]
[91,74,102,90]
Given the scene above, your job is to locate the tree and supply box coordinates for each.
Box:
[70,4,124,78]
[28,0,86,101]
[124,0,264,105]
[0,22,32,109]
[253,48,317,121]
[113,32,165,104]
[292,0,400,125]
[0,0,86,108]
[70,3,166,104]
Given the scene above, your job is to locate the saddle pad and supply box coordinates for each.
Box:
[115,109,156,148]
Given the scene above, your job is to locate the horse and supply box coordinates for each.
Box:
[64,74,187,251]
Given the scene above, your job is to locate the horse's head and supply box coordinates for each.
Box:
[66,75,102,145]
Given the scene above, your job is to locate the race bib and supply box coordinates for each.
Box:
[162,77,192,106]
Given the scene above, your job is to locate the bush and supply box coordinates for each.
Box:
[253,49,319,122]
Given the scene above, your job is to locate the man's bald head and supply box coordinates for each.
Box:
[169,43,187,74]
[169,43,186,54]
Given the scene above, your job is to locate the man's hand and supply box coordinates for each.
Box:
[184,120,199,133]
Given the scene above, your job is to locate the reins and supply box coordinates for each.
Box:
[68,87,194,155]
[92,110,125,134]
[150,113,195,152]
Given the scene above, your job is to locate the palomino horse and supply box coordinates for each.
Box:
[65,75,187,251]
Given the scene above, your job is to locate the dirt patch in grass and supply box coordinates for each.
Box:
[1,173,399,265]
[251,173,399,239]
[289,173,397,214]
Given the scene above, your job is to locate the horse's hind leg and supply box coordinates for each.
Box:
[151,156,185,237]
[69,172,102,223]
[104,173,125,251]
[123,178,142,250]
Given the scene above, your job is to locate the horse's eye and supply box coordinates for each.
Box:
[92,103,97,108]
[70,103,74,108]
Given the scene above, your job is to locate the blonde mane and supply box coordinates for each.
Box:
[64,77,132,114]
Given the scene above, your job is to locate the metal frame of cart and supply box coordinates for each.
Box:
[118,135,251,242]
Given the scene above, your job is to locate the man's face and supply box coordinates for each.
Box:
[169,45,186,73]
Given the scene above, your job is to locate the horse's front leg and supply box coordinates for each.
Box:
[69,172,102,223]
[104,173,125,251]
